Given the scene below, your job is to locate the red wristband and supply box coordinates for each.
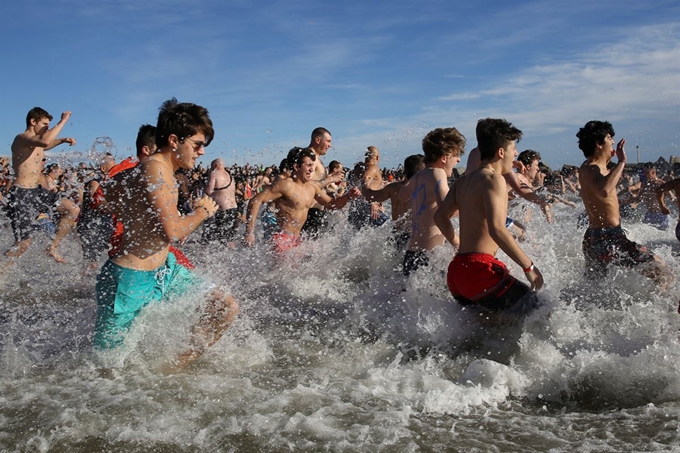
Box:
[523,262,535,273]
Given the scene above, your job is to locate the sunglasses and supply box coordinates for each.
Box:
[183,137,207,151]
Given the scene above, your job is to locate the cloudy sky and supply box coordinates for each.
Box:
[1,0,678,169]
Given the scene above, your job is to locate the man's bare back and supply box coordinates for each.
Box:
[400,167,452,250]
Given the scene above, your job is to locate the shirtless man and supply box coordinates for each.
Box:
[95,98,238,369]
[78,154,118,272]
[399,127,466,276]
[4,107,79,264]
[656,176,680,241]
[349,146,388,229]
[301,127,342,237]
[516,150,576,213]
[577,120,670,284]
[638,163,670,230]
[201,158,239,245]
[363,154,425,250]
[434,118,543,323]
[466,146,553,223]
[254,166,274,192]
[244,147,360,254]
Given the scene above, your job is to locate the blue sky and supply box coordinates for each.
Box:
[1,0,678,170]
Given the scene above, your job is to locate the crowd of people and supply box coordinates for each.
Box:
[2,101,680,370]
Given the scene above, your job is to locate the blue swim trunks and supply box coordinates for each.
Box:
[94,251,201,349]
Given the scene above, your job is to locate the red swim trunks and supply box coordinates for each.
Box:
[447,253,531,310]
[271,232,302,254]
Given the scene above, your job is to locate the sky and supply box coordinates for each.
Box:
[1,0,679,170]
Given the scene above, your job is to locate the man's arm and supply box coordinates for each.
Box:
[243,183,284,245]
[145,161,216,242]
[204,171,217,196]
[433,181,459,247]
[504,171,553,222]
[656,179,680,215]
[590,139,628,198]
[317,186,361,210]
[362,182,399,203]
[319,170,344,188]
[18,112,75,150]
[484,175,543,290]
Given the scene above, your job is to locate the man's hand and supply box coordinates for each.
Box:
[62,137,76,146]
[615,138,627,163]
[347,187,361,199]
[327,170,344,185]
[512,160,526,173]
[243,231,255,247]
[525,265,544,291]
[370,202,382,219]
[194,195,218,217]
[60,111,72,123]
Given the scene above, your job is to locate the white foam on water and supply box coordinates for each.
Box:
[1,198,680,450]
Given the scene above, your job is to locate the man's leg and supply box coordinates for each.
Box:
[48,198,80,263]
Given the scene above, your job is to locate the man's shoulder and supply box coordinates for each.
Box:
[140,156,172,174]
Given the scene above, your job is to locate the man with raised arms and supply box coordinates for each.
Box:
[94,98,238,369]
[577,121,670,285]
[4,107,79,264]
[201,158,240,246]
[398,127,466,276]
[435,119,543,323]
[244,147,360,254]
[301,127,343,237]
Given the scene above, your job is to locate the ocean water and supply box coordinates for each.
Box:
[1,201,680,452]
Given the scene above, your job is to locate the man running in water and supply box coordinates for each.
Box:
[4,107,79,264]
[577,120,670,285]
[399,127,466,276]
[244,147,360,254]
[201,158,239,246]
[348,146,389,229]
[638,163,670,230]
[300,127,343,237]
[363,154,425,251]
[435,118,544,324]
[656,177,680,242]
[95,98,238,369]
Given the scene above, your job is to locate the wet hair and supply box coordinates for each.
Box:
[279,158,291,174]
[421,127,466,164]
[155,98,214,149]
[26,107,52,128]
[404,154,425,179]
[310,127,331,142]
[576,120,615,158]
[45,163,60,174]
[476,118,523,161]
[517,149,541,167]
[286,147,316,169]
[136,124,156,157]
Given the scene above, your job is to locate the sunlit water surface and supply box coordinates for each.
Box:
[1,201,680,452]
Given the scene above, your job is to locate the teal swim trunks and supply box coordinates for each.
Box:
[94,251,201,349]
